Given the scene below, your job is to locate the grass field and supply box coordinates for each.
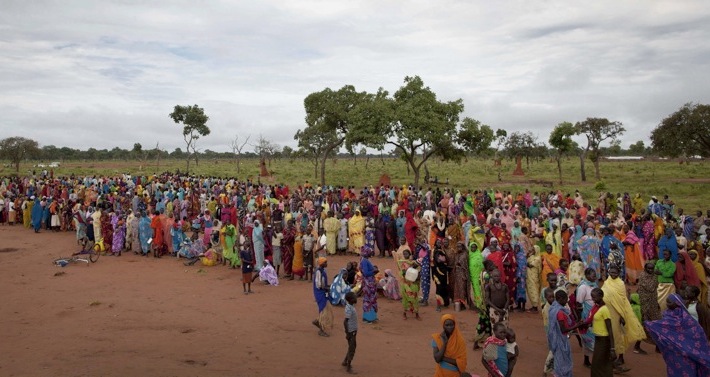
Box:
[4,156,710,211]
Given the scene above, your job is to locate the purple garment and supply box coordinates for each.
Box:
[259,262,279,286]
[645,294,710,377]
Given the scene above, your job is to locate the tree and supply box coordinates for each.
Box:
[503,131,541,168]
[253,135,280,167]
[456,118,496,156]
[651,103,710,158]
[281,145,294,160]
[359,76,464,186]
[295,85,372,186]
[229,134,250,174]
[169,104,210,174]
[628,140,645,156]
[549,122,577,183]
[294,128,340,179]
[132,143,144,161]
[575,117,625,181]
[0,137,39,172]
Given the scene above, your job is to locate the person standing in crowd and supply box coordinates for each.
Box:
[645,294,710,377]
[656,249,677,311]
[601,265,645,370]
[312,257,333,337]
[282,220,296,280]
[360,245,378,323]
[342,292,358,373]
[323,210,340,255]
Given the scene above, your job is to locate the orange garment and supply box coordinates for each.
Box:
[561,229,571,261]
[150,216,164,247]
[432,314,467,376]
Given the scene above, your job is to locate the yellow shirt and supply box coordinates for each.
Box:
[592,305,611,336]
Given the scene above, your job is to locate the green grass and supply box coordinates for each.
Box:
[3,156,710,210]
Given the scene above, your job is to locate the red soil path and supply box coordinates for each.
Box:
[0,226,667,376]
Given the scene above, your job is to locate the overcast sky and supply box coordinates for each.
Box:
[2,0,709,153]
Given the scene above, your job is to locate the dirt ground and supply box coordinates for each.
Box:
[0,225,667,377]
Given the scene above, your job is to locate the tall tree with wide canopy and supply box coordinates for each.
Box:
[651,103,710,158]
[575,117,625,181]
[549,122,577,183]
[0,137,40,172]
[169,104,210,174]
[295,85,371,186]
[360,76,464,186]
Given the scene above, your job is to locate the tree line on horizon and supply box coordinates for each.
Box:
[1,77,708,184]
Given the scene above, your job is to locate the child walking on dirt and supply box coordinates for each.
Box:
[342,292,358,373]
[240,245,254,294]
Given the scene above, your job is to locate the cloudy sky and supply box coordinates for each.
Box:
[2,0,709,153]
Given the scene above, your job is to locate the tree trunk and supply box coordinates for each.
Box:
[556,155,563,184]
[579,152,587,182]
[236,156,241,174]
[185,156,190,175]
[314,159,319,179]
[593,157,601,180]
[365,156,369,168]
[413,165,421,187]
[320,155,328,187]
[14,161,19,172]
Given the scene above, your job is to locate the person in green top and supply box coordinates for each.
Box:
[655,249,676,311]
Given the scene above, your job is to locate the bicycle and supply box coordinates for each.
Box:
[53,248,100,267]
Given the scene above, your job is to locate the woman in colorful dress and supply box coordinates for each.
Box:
[645,293,710,377]
[360,245,378,323]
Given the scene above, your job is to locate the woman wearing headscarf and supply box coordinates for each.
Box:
[252,220,265,274]
[576,267,598,367]
[577,227,601,278]
[379,269,401,301]
[658,227,679,263]
[360,245,378,323]
[620,224,644,284]
[432,314,467,377]
[645,293,710,377]
[570,224,583,257]
[514,243,527,311]
[348,209,365,255]
[637,261,662,326]
[468,242,485,311]
[674,250,700,291]
[547,290,587,377]
[688,249,708,305]
[312,257,333,337]
[526,245,542,312]
[601,265,646,368]
[416,233,432,307]
[641,214,657,261]
[138,211,152,256]
[452,242,470,310]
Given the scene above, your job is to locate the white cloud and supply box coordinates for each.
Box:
[1,0,709,151]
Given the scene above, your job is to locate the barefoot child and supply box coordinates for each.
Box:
[486,269,509,325]
[240,245,254,294]
[505,328,519,377]
[342,292,358,373]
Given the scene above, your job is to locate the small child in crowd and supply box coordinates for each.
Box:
[505,328,519,377]
[342,292,358,374]
[240,245,254,294]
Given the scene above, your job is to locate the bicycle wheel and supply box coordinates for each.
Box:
[89,250,100,263]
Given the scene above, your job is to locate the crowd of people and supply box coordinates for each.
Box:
[2,170,710,376]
